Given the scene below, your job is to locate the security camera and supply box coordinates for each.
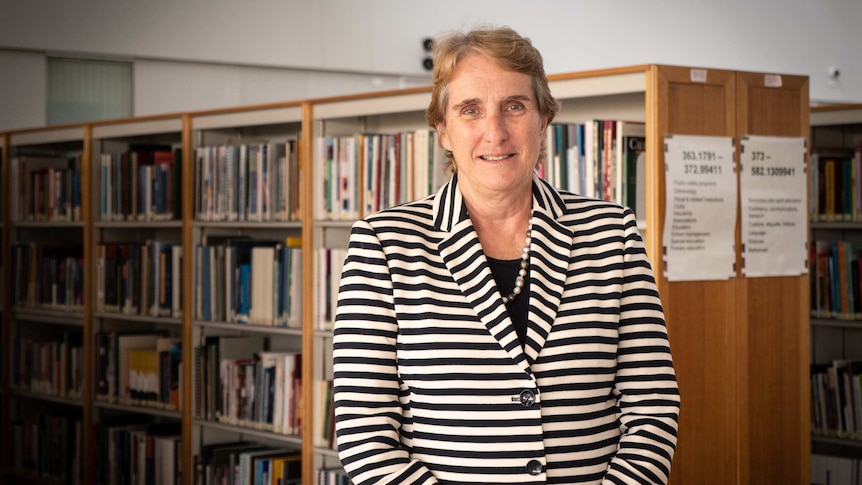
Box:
[829,66,841,79]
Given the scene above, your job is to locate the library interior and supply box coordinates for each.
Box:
[1,2,862,485]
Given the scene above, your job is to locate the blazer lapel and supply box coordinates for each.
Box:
[522,175,574,364]
[432,174,574,370]
[434,176,527,369]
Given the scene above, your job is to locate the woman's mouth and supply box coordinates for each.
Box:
[480,154,513,161]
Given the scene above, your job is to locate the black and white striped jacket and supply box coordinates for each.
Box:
[333,173,679,485]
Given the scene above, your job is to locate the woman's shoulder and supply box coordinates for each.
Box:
[556,189,630,215]
[361,196,437,228]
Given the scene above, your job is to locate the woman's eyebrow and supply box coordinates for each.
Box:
[451,94,533,110]
[504,94,534,103]
[451,97,482,110]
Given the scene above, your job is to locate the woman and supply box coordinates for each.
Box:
[333,26,679,484]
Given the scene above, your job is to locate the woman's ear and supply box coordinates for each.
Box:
[435,121,452,151]
[539,116,549,147]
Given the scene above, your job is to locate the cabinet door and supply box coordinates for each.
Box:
[654,65,739,485]
[736,71,810,485]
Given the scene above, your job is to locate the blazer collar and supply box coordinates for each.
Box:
[432,172,568,232]
[434,173,573,371]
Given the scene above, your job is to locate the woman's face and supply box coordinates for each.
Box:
[436,51,548,201]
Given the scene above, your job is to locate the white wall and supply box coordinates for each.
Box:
[1,0,860,131]
[0,50,45,131]
[132,59,428,117]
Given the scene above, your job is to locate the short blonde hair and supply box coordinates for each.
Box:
[425,27,560,171]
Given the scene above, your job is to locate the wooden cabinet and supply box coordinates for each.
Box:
[651,67,810,485]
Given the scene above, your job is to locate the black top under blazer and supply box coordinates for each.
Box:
[333,173,680,485]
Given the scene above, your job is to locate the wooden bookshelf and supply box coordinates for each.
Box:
[89,114,187,485]
[186,100,308,485]
[3,123,90,484]
[0,64,812,485]
[808,103,862,467]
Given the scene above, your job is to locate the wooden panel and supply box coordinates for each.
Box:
[652,65,738,485]
[736,72,810,485]
[301,102,316,485]
[81,125,95,484]
[0,133,9,473]
[181,114,194,485]
[91,117,183,139]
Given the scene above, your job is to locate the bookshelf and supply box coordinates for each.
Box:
[89,114,186,485]
[4,123,89,485]
[808,103,862,469]
[308,86,439,484]
[186,101,310,485]
[0,64,811,485]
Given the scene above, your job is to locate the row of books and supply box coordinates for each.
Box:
[811,359,862,440]
[6,124,643,224]
[194,335,302,436]
[316,468,351,485]
[95,332,183,411]
[14,333,84,399]
[196,441,301,485]
[95,240,183,318]
[196,237,301,327]
[811,240,861,319]
[312,379,335,450]
[99,147,182,222]
[811,454,862,485]
[314,130,447,221]
[5,120,644,217]
[195,141,301,222]
[810,149,862,222]
[12,414,83,485]
[314,248,347,331]
[541,120,646,216]
[97,420,182,485]
[10,155,82,222]
[10,242,84,309]
[313,120,647,222]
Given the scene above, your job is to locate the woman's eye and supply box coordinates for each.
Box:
[506,102,525,113]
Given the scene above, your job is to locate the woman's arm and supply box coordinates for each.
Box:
[333,220,440,485]
[604,209,680,485]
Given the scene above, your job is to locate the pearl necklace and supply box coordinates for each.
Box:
[501,219,531,304]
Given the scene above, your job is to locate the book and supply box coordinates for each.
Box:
[204,335,265,421]
[616,121,646,218]
[240,448,299,485]
[250,245,279,325]
[199,441,248,485]
[157,337,182,409]
[208,443,268,485]
[116,333,163,404]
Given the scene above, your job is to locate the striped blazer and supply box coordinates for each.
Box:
[333,173,679,485]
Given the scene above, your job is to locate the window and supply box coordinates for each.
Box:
[47,57,132,125]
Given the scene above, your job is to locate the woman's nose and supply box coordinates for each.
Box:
[483,111,509,143]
